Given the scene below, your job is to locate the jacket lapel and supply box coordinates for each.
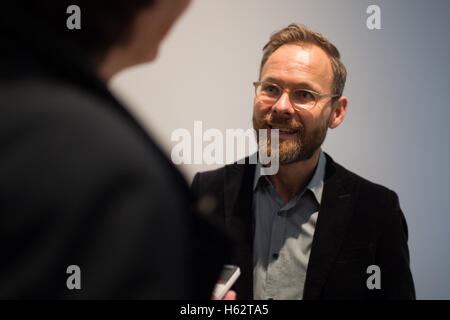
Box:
[303,154,359,299]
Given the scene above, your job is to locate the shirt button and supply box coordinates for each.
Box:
[272,253,279,260]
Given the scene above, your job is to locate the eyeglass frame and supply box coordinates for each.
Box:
[253,81,340,111]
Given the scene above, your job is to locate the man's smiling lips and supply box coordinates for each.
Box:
[267,124,299,139]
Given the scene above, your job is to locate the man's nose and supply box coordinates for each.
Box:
[272,91,295,115]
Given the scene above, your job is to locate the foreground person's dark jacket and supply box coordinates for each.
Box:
[0,10,226,299]
[192,154,416,300]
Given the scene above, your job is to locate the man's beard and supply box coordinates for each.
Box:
[253,113,330,165]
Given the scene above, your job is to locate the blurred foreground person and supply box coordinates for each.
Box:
[0,0,227,298]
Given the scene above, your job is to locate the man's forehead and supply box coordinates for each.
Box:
[261,43,333,91]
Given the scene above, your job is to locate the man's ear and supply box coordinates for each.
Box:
[328,96,348,129]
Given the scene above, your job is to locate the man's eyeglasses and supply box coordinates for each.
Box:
[253,81,340,111]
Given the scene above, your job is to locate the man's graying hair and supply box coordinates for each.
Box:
[260,23,347,97]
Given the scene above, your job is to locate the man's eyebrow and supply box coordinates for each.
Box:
[262,77,321,92]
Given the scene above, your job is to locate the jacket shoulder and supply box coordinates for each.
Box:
[191,158,253,197]
[328,155,399,204]
[191,164,231,196]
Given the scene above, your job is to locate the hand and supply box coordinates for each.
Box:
[222,290,236,300]
[212,290,237,300]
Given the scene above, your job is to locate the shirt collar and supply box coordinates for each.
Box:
[253,149,327,204]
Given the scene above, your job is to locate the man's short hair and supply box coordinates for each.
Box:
[260,23,347,97]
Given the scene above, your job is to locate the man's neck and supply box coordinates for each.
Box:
[268,148,321,204]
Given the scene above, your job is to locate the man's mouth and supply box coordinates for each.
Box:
[268,124,299,135]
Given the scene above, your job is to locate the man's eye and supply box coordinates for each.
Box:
[293,89,314,102]
[262,84,280,95]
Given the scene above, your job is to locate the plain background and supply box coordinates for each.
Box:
[109,0,450,299]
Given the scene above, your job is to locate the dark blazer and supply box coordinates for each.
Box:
[191,153,416,299]
[0,8,226,298]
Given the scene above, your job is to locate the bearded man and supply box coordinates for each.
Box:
[191,23,415,300]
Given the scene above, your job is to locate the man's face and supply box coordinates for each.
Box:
[253,43,336,165]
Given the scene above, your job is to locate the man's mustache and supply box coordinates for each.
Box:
[262,115,303,131]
